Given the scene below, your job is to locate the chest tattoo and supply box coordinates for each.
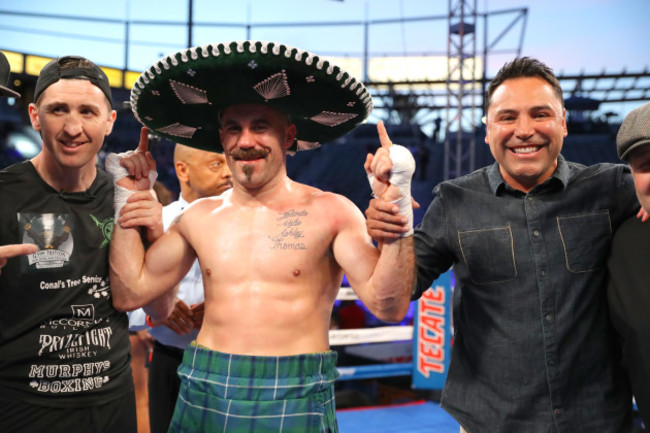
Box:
[268,209,308,250]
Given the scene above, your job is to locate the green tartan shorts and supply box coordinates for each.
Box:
[168,344,340,432]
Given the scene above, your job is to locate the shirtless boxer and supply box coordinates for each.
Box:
[108,41,415,432]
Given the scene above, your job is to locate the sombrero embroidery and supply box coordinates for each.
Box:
[130,40,373,153]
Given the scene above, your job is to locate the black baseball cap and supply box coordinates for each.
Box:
[0,51,20,98]
[33,55,112,104]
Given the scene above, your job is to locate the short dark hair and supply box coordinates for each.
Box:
[59,56,96,71]
[485,57,563,114]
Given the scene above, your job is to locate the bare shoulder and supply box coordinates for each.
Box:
[172,194,228,227]
[304,185,364,224]
[188,195,228,212]
[312,189,357,209]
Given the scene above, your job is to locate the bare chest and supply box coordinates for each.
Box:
[187,206,335,281]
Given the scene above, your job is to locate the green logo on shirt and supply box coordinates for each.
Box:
[90,214,113,248]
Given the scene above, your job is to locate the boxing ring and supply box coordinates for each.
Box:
[330,272,460,432]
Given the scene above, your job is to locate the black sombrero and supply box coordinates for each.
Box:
[130,40,373,153]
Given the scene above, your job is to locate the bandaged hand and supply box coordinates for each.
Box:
[365,122,416,237]
[105,128,158,221]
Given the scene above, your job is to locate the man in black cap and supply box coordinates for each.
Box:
[608,101,650,427]
[0,55,162,433]
[0,52,38,266]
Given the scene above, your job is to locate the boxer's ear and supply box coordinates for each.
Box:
[28,104,41,131]
[284,124,297,150]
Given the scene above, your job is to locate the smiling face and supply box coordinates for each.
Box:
[219,104,296,192]
[29,78,116,174]
[485,76,567,192]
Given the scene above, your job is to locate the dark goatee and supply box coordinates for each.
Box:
[242,164,254,181]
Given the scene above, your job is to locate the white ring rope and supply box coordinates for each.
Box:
[331,287,412,346]
[329,326,413,346]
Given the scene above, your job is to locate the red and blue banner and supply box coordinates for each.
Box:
[411,269,454,390]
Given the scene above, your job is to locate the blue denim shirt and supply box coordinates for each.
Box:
[414,156,637,433]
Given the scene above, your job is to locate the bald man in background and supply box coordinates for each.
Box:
[129,143,232,433]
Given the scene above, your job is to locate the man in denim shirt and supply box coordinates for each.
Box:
[366,57,639,432]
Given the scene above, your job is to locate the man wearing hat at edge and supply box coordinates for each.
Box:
[608,101,650,427]
[106,40,415,432]
[0,50,20,99]
[0,55,162,433]
[0,51,39,267]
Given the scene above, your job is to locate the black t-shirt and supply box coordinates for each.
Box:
[0,161,133,407]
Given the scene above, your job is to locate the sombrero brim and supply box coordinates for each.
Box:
[130,40,373,153]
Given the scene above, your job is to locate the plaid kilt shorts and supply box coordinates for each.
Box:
[168,344,339,432]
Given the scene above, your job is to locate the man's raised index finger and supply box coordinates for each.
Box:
[377,121,393,149]
[137,127,149,153]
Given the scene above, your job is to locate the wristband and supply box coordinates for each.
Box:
[388,145,415,236]
[145,315,155,328]
[105,151,158,221]
[367,144,416,237]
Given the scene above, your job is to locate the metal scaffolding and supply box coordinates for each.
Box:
[444,0,478,180]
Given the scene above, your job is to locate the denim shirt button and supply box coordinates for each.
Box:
[533,230,540,237]
[545,313,552,321]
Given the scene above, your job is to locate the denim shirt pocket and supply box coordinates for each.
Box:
[458,225,517,284]
[557,210,612,273]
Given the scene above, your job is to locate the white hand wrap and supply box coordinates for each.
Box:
[367,144,416,237]
[105,151,158,221]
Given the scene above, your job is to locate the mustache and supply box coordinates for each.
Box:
[229,147,270,160]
